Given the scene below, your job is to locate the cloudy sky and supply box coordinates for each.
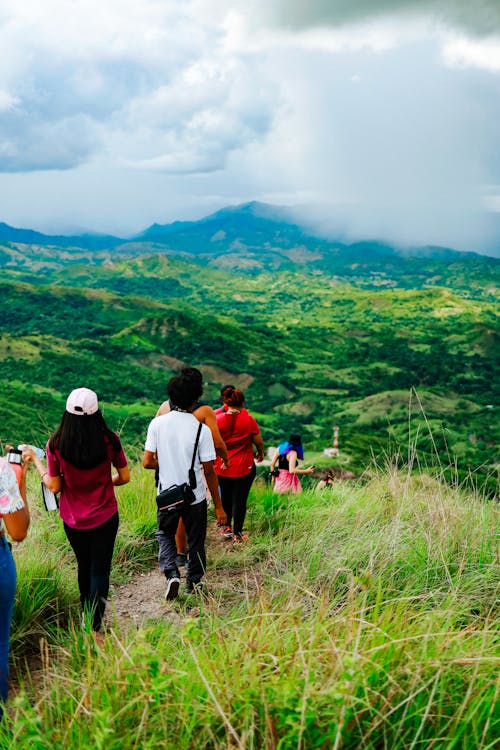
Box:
[1,0,500,254]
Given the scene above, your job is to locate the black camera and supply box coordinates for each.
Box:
[270,468,280,477]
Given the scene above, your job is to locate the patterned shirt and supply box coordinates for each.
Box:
[0,457,24,531]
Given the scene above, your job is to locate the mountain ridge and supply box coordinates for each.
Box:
[0,203,495,261]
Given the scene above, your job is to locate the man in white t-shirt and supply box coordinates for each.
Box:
[143,373,226,599]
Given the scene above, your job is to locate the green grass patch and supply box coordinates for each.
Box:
[2,463,498,748]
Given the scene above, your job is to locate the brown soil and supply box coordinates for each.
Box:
[106,522,260,627]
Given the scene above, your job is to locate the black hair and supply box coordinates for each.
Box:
[180,367,203,385]
[167,373,203,410]
[289,433,302,446]
[49,410,120,469]
[220,384,236,403]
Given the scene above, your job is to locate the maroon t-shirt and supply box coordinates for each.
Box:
[46,434,127,530]
[214,408,259,478]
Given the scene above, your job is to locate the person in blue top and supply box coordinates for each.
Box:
[270,433,314,494]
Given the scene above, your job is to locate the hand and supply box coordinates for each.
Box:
[304,465,314,474]
[21,446,35,463]
[255,452,264,463]
[215,506,227,526]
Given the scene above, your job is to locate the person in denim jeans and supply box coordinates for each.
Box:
[0,455,30,719]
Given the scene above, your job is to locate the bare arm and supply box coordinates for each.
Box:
[2,504,30,542]
[195,406,229,465]
[22,447,62,494]
[2,459,30,542]
[287,451,314,475]
[143,450,158,471]
[252,430,265,463]
[113,465,130,486]
[202,461,226,526]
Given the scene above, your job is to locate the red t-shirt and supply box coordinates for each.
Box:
[46,434,128,530]
[214,408,259,478]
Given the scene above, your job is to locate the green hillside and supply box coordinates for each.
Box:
[0,248,498,492]
[4,470,499,748]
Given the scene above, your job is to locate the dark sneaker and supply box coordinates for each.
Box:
[165,576,180,601]
[185,579,204,595]
[220,525,233,539]
[175,553,187,568]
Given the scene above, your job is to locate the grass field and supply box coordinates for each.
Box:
[1,460,498,749]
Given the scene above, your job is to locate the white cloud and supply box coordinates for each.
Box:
[0,0,278,174]
[442,35,500,72]
[0,0,499,254]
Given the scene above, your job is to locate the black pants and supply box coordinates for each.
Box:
[64,512,119,631]
[218,464,256,535]
[156,501,207,583]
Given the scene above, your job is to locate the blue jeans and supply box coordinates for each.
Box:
[0,535,16,717]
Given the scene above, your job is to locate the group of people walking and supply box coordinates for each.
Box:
[0,366,314,717]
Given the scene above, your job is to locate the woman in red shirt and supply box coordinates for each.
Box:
[25,388,130,637]
[215,387,264,543]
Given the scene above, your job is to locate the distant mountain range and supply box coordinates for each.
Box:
[0,201,492,260]
[0,221,123,251]
[1,202,498,298]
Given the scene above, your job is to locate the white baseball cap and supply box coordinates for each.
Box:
[66,387,99,416]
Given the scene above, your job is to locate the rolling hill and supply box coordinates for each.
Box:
[0,204,498,491]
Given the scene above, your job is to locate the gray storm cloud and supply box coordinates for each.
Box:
[248,0,500,36]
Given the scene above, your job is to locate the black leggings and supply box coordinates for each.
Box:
[218,464,256,535]
[64,512,119,631]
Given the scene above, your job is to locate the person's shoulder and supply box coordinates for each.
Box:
[243,409,259,425]
[148,412,170,429]
[156,400,170,417]
[194,403,215,421]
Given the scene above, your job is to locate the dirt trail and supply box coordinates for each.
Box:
[106,523,260,627]
[10,525,260,701]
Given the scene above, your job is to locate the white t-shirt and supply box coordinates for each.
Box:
[145,411,215,505]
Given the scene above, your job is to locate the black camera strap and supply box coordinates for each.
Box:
[158,422,203,492]
[188,423,203,489]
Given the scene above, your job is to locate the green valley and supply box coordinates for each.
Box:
[0,208,498,493]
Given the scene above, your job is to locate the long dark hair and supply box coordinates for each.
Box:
[49,410,120,469]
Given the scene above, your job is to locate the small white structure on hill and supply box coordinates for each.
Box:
[323,425,340,457]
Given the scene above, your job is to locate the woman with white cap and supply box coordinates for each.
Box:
[24,388,130,637]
